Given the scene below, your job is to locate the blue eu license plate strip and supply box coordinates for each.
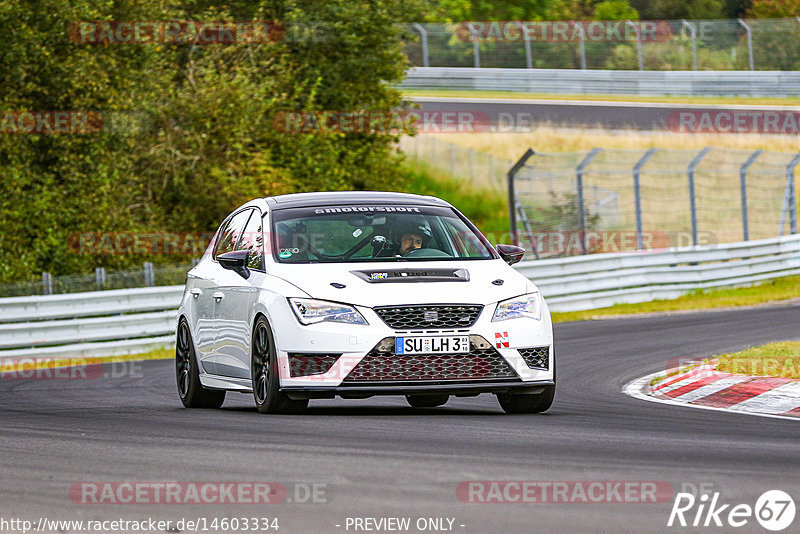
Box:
[395,336,470,355]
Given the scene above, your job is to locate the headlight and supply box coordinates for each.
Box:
[289,298,369,325]
[492,293,542,322]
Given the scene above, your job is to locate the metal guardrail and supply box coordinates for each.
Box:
[0,286,182,361]
[1,236,798,360]
[517,234,800,312]
[401,67,800,97]
[0,285,184,323]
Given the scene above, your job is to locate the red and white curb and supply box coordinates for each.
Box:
[623,360,800,421]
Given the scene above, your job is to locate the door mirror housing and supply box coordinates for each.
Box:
[217,249,251,279]
[495,244,526,265]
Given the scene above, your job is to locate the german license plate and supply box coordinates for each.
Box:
[395,335,470,355]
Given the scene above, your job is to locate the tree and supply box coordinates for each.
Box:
[593,0,639,20]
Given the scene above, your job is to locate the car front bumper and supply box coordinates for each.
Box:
[270,301,555,394]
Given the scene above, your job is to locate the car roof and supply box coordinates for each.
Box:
[265,191,451,210]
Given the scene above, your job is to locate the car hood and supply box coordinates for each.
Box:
[267,259,533,308]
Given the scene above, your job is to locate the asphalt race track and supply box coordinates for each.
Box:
[1,303,800,533]
[411,96,800,131]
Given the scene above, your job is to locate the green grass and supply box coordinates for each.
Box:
[403,89,800,106]
[399,159,511,242]
[551,274,800,323]
[716,341,800,379]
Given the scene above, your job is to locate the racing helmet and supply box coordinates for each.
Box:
[391,216,432,248]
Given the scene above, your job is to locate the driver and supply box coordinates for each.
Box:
[391,217,432,255]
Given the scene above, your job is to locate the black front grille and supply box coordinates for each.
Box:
[518,347,549,370]
[288,353,341,377]
[374,305,483,330]
[344,346,517,383]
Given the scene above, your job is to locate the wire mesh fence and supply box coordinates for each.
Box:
[509,147,800,257]
[0,262,194,298]
[402,19,800,71]
[399,135,509,192]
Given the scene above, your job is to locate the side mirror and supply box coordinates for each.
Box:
[217,249,251,279]
[495,244,525,265]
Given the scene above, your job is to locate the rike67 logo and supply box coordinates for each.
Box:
[668,489,796,531]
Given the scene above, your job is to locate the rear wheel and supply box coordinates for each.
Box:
[251,316,308,414]
[176,319,225,408]
[405,394,449,408]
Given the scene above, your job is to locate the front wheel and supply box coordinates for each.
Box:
[176,319,225,409]
[497,385,555,414]
[251,316,308,414]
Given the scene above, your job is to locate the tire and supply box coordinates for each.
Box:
[176,319,225,409]
[497,354,556,414]
[251,316,308,414]
[405,394,449,408]
[497,385,555,414]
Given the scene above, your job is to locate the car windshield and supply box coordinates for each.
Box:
[270,205,495,263]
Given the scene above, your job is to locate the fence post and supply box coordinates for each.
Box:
[681,20,698,70]
[412,23,429,68]
[507,149,536,247]
[469,149,478,184]
[626,20,644,71]
[739,149,762,241]
[738,19,754,71]
[632,148,657,250]
[144,262,154,287]
[95,267,106,291]
[518,21,532,69]
[41,272,52,295]
[688,147,712,246]
[780,152,800,236]
[468,23,480,68]
[571,21,587,69]
[575,148,602,254]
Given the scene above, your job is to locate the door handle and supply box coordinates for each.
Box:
[212,292,225,301]
[190,288,203,298]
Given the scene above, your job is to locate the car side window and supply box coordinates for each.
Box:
[236,210,265,270]
[214,209,253,259]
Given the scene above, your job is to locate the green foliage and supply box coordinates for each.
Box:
[433,0,577,22]
[593,0,638,20]
[0,0,424,282]
[747,0,798,17]
[629,0,725,19]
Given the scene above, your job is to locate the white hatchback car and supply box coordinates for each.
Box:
[176,191,554,414]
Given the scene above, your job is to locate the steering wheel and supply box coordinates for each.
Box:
[402,248,452,259]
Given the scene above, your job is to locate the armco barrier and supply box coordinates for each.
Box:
[517,234,800,311]
[401,67,800,97]
[1,235,798,361]
[0,286,183,361]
